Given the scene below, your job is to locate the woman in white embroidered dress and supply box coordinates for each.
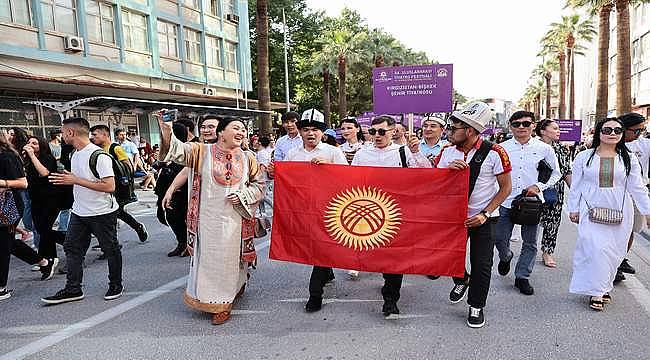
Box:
[340,117,365,166]
[158,115,265,325]
[568,118,650,311]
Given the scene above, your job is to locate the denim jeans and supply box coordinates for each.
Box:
[64,211,121,293]
[57,210,70,232]
[494,206,539,279]
[18,190,40,247]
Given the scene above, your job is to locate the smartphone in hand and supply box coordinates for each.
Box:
[161,109,179,122]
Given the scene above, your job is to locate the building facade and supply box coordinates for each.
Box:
[0,0,266,142]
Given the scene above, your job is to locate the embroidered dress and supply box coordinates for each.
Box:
[161,135,265,315]
[340,141,364,165]
[567,150,650,296]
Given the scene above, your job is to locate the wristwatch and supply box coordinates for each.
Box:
[480,210,492,218]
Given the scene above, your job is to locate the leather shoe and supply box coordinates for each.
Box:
[305,296,322,312]
[618,258,635,274]
[498,251,513,276]
[515,278,534,295]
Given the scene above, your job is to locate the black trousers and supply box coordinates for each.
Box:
[116,203,143,232]
[64,211,121,293]
[165,206,187,246]
[31,204,66,259]
[1,228,42,288]
[452,218,496,308]
[309,266,403,303]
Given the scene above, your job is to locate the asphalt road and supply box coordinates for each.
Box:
[2,195,650,360]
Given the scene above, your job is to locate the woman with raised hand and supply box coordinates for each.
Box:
[568,118,650,311]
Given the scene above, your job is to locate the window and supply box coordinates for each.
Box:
[121,9,148,51]
[206,35,222,67]
[208,0,220,17]
[0,0,31,25]
[184,28,202,63]
[86,0,114,44]
[224,0,235,15]
[182,0,198,7]
[157,21,178,58]
[41,0,77,34]
[225,41,237,71]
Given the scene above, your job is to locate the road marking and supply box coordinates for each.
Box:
[279,298,383,304]
[1,240,271,360]
[624,275,650,316]
[0,325,67,335]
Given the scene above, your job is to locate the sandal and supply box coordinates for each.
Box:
[589,297,604,311]
[211,311,231,325]
[602,293,612,304]
[542,253,557,268]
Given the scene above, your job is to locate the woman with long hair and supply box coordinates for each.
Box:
[7,127,35,242]
[535,120,572,267]
[23,135,67,260]
[568,118,650,311]
[0,131,58,301]
[340,117,364,165]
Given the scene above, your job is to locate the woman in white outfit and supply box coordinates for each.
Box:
[568,118,650,311]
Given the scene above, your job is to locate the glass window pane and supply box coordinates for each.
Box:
[136,13,146,27]
[135,29,147,50]
[157,21,165,33]
[86,0,99,15]
[41,3,55,30]
[100,3,112,18]
[87,15,100,41]
[55,6,76,34]
[55,0,74,7]
[14,0,31,25]
[0,0,11,22]
[124,30,132,48]
[158,33,168,56]
[101,19,114,43]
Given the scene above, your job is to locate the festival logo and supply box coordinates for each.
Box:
[375,70,392,82]
[437,68,448,77]
[324,187,402,250]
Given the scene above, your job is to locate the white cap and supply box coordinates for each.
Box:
[299,109,326,130]
[422,115,446,127]
[450,101,493,132]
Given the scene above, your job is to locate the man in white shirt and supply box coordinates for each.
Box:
[268,109,347,314]
[434,102,512,328]
[351,115,431,319]
[43,117,123,305]
[392,123,407,146]
[618,112,650,279]
[273,111,303,161]
[496,111,560,296]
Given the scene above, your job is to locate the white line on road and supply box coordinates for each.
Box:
[1,241,271,360]
[278,298,383,304]
[624,275,650,315]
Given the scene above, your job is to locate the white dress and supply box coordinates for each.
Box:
[567,150,650,296]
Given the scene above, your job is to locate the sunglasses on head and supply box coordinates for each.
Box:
[368,128,392,136]
[510,121,533,128]
[601,127,624,135]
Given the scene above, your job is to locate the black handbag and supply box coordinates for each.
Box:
[510,191,544,225]
[537,159,558,206]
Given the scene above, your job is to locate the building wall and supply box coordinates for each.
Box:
[0,0,253,96]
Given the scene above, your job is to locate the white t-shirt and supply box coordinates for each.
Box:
[626,137,650,184]
[435,139,512,217]
[71,143,119,217]
[285,142,348,164]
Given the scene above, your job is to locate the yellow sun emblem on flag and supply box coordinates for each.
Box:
[324,187,402,250]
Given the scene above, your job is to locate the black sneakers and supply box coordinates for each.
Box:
[104,284,124,300]
[467,306,485,328]
[305,296,322,312]
[41,288,84,305]
[382,301,400,319]
[515,278,534,295]
[614,270,626,284]
[136,224,149,243]
[618,258,636,274]
[498,251,513,276]
[40,258,59,281]
[0,288,12,301]
[449,283,469,304]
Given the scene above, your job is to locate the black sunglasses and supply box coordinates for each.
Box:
[626,128,644,136]
[368,128,392,136]
[511,121,533,128]
[601,127,624,135]
[445,123,469,131]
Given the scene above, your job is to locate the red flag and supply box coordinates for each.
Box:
[269,162,469,277]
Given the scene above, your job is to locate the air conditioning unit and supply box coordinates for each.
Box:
[226,14,240,24]
[64,35,84,52]
[203,87,216,96]
[169,83,185,92]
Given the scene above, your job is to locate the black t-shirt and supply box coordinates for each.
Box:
[26,153,58,204]
[0,151,26,218]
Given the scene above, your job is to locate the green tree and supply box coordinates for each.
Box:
[255,0,272,135]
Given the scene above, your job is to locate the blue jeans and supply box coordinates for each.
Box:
[57,210,71,232]
[494,206,539,279]
[18,190,40,247]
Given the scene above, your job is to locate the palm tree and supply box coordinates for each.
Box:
[321,29,368,120]
[540,32,568,119]
[366,29,399,68]
[305,52,336,125]
[255,0,271,135]
[533,59,560,118]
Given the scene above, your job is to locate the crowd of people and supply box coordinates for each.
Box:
[1,101,649,329]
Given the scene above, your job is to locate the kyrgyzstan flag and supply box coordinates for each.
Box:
[269,162,469,277]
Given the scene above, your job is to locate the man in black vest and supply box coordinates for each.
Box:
[434,102,512,328]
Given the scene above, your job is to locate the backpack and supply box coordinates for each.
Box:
[89,143,137,206]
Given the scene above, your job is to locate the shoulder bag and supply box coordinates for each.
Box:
[582,177,627,225]
[0,190,20,227]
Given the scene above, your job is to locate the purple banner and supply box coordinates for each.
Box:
[373,64,453,114]
[556,120,582,142]
[481,128,504,136]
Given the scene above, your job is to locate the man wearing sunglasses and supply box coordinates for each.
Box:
[495,111,561,296]
[434,101,512,328]
[350,115,431,319]
[617,112,650,281]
